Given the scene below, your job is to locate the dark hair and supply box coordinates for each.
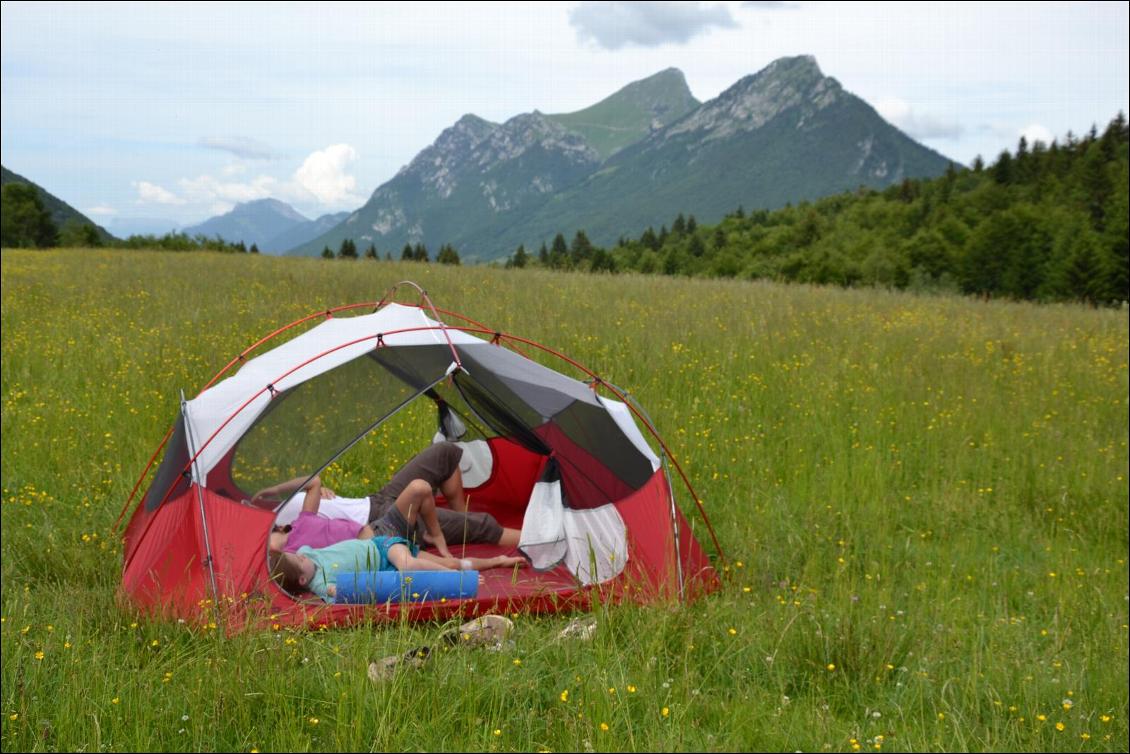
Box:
[268,551,308,594]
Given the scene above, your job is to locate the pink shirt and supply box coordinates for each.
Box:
[284,512,364,552]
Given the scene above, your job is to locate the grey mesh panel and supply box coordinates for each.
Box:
[370,344,456,392]
[225,346,451,498]
[458,343,602,418]
[143,411,191,511]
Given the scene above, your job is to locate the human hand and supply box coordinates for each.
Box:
[320,487,336,499]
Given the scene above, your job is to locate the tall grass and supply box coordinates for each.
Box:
[2,249,1127,751]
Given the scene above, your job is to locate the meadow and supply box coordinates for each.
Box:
[1,248,1127,752]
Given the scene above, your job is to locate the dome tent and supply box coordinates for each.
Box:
[118,283,722,629]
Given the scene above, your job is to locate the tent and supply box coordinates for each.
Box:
[117,283,722,629]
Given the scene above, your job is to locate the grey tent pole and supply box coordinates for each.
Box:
[274,361,463,512]
[659,455,686,602]
[180,390,221,610]
[599,380,686,602]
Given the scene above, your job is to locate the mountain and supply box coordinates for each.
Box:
[1,165,115,244]
[290,57,955,261]
[288,111,603,257]
[479,56,955,254]
[287,69,699,258]
[265,210,350,254]
[546,68,700,159]
[182,198,309,251]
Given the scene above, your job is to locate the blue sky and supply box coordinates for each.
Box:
[2,1,1127,234]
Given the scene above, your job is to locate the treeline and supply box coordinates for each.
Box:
[115,232,260,254]
[1,183,107,249]
[505,112,1130,305]
[1,183,263,254]
[319,238,461,265]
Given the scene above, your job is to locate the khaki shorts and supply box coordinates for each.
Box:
[367,442,504,546]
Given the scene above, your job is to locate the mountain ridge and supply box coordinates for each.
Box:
[287,56,955,261]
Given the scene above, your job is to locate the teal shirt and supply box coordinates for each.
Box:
[298,536,418,603]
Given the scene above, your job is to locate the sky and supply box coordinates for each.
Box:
[2,1,1127,235]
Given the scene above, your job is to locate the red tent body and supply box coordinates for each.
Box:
[119,294,721,629]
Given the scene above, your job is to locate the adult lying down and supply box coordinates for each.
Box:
[251,442,522,554]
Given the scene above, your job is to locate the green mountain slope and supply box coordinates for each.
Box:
[1,165,115,244]
[546,68,700,159]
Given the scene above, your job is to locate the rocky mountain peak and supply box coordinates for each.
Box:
[665,55,842,141]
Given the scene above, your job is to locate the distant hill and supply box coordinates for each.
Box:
[181,198,309,252]
[1,165,115,244]
[266,211,350,254]
[289,56,954,262]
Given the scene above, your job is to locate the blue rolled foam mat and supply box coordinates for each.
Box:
[334,570,480,604]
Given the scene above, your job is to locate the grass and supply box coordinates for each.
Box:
[2,248,1127,752]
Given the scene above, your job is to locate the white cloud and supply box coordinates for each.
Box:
[876,96,963,140]
[178,173,279,204]
[570,1,737,50]
[1019,123,1054,147]
[133,143,362,221]
[135,181,185,205]
[292,144,360,205]
[84,205,117,216]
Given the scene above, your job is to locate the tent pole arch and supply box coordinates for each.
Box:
[115,301,387,531]
[375,281,462,369]
[121,304,724,567]
[116,298,542,531]
[121,324,466,573]
[600,379,686,598]
[476,329,727,565]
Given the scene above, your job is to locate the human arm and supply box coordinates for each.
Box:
[300,476,322,514]
[250,475,320,507]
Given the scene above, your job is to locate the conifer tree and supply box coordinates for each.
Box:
[549,233,568,268]
[672,213,686,236]
[436,243,461,265]
[507,244,528,269]
[570,230,594,266]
